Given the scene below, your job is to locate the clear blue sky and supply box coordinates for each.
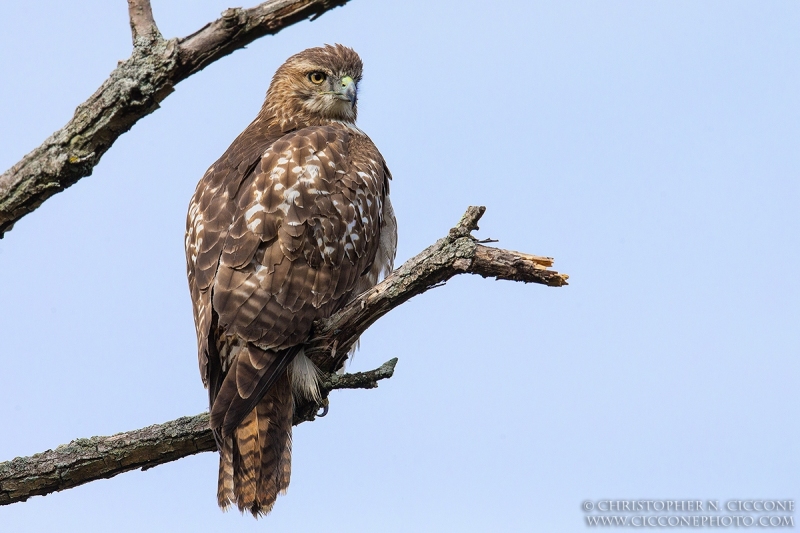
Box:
[0,1,798,531]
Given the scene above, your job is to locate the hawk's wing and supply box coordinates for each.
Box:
[186,124,388,436]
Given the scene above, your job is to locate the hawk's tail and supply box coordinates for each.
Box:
[217,370,293,517]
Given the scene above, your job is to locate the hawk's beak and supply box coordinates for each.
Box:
[339,76,357,106]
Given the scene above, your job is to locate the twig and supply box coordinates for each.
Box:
[127,0,161,44]
[322,358,398,390]
[0,206,568,505]
[0,0,352,237]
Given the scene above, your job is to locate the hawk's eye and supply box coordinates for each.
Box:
[308,71,327,85]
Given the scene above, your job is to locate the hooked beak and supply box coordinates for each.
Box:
[338,76,357,106]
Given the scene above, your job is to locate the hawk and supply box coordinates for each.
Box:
[185,45,397,516]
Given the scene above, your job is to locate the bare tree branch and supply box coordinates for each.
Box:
[0,358,397,506]
[303,206,569,371]
[0,0,352,238]
[0,206,567,506]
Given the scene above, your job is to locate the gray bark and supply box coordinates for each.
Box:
[0,0,570,512]
[0,0,352,237]
[0,206,567,506]
[0,359,398,505]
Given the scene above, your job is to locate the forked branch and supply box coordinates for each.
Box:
[303,205,567,373]
[0,206,567,505]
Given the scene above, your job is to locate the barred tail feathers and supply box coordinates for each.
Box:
[216,370,294,517]
[217,434,234,510]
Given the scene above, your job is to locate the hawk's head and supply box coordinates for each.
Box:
[264,44,364,127]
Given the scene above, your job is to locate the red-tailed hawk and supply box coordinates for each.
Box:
[185,45,397,516]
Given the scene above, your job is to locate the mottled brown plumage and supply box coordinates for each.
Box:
[186,44,396,516]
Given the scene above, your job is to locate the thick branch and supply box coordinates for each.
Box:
[0,207,567,505]
[304,205,569,371]
[0,0,351,237]
[0,358,397,506]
